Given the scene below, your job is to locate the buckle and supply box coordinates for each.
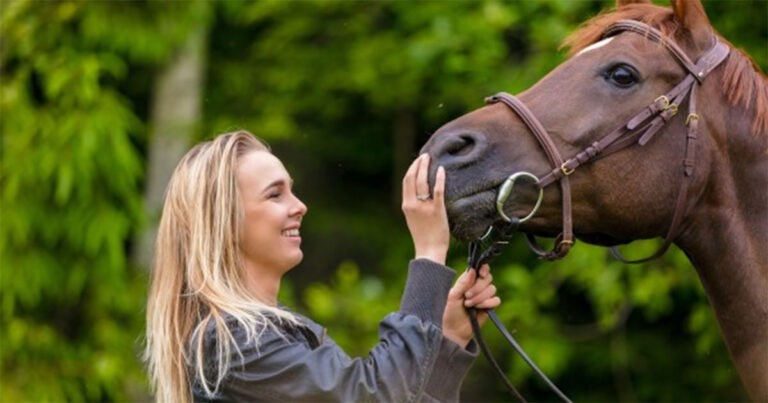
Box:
[654,95,670,109]
[655,95,678,115]
[560,163,575,176]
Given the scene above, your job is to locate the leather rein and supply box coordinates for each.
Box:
[467,20,730,402]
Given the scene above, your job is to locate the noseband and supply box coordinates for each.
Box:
[467,20,730,403]
[486,19,730,262]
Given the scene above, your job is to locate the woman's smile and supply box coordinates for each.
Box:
[282,227,300,238]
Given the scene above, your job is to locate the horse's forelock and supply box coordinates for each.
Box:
[561,4,675,57]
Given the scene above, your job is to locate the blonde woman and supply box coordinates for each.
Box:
[145,130,500,402]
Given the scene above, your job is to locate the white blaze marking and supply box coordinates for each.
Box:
[576,37,615,56]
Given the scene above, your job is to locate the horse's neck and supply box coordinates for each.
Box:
[676,118,768,400]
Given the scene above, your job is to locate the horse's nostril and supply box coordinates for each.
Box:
[446,135,476,157]
[428,131,487,170]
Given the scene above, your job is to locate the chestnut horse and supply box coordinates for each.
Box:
[421,0,767,400]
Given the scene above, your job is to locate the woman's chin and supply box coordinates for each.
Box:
[284,251,304,271]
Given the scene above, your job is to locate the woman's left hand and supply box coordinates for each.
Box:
[442,264,501,348]
[401,154,449,265]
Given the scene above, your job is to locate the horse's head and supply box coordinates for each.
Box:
[421,0,728,247]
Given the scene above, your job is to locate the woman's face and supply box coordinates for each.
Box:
[237,150,307,277]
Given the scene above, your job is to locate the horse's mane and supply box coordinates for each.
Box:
[562,4,768,136]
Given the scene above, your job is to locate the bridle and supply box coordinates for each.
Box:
[467,19,730,401]
[487,19,729,263]
[469,18,730,401]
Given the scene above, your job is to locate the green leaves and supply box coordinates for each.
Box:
[302,261,399,356]
[1,1,170,400]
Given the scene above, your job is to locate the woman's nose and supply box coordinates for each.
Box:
[292,194,308,217]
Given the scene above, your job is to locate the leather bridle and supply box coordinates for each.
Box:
[467,19,730,402]
[486,19,730,262]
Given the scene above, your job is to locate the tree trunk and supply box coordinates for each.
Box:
[132,26,208,269]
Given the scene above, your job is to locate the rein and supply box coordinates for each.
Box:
[467,20,730,402]
[466,173,572,403]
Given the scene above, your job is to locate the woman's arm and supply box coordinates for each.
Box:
[401,154,500,347]
[212,259,459,402]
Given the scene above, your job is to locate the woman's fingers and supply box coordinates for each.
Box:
[464,283,498,307]
[463,264,499,308]
[449,269,476,299]
[464,265,492,296]
[402,155,421,201]
[403,154,437,203]
[474,296,502,310]
[415,154,430,200]
[433,166,445,204]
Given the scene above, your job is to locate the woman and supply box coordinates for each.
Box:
[145,130,500,402]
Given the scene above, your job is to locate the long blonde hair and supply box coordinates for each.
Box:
[145,131,299,403]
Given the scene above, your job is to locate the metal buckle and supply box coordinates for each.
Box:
[560,163,574,176]
[685,113,700,126]
[666,103,679,115]
[655,95,670,109]
[655,95,678,115]
[496,172,544,223]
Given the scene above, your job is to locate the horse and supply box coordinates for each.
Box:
[420,0,768,400]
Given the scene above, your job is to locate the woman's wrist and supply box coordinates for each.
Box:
[414,248,447,265]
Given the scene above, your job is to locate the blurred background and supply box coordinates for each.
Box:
[2,0,766,401]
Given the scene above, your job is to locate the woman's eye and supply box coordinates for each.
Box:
[605,65,639,88]
[268,192,281,199]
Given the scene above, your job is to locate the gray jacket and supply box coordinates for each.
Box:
[193,259,478,402]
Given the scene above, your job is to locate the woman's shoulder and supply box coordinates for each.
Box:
[202,308,322,351]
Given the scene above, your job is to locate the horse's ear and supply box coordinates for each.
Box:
[670,0,715,51]
[616,0,651,6]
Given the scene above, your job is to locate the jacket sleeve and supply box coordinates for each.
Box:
[422,336,478,401]
[215,259,477,402]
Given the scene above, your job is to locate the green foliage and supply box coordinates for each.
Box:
[301,261,401,355]
[1,0,209,400]
[1,3,145,401]
[1,0,763,400]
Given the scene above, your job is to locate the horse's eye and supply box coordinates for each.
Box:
[605,65,638,88]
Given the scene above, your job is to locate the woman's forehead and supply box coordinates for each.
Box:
[238,151,291,188]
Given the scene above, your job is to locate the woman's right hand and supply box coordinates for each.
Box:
[401,154,449,265]
[442,264,501,348]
